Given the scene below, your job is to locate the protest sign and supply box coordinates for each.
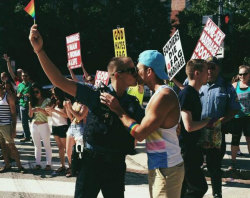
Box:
[191,18,225,60]
[163,30,185,80]
[66,33,82,69]
[113,28,127,57]
[94,70,109,87]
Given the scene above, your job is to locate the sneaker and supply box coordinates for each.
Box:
[56,166,66,173]
[214,193,222,198]
[44,165,51,171]
[237,152,246,157]
[66,168,72,177]
[20,137,31,143]
[17,166,26,173]
[34,165,41,170]
[0,155,3,160]
[0,166,11,173]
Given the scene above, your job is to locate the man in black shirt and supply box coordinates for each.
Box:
[178,59,210,198]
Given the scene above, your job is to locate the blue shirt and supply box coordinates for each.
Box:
[199,76,240,119]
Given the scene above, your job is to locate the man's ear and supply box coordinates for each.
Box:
[194,70,199,77]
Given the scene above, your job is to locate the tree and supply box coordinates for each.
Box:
[173,0,250,80]
[0,0,171,84]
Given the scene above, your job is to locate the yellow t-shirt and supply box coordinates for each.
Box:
[33,98,51,122]
[127,85,144,105]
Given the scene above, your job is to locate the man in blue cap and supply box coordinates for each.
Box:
[101,50,184,198]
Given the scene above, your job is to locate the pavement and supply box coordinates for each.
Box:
[0,120,250,197]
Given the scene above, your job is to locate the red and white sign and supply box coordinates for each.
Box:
[94,70,109,87]
[191,18,225,60]
[66,33,82,69]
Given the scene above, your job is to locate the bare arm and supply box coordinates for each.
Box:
[172,77,185,90]
[28,102,34,118]
[181,110,209,132]
[7,94,17,138]
[29,24,77,97]
[68,103,88,121]
[100,91,175,141]
[81,63,89,79]
[68,65,79,82]
[3,54,16,81]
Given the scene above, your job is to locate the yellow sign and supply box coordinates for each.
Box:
[113,28,127,57]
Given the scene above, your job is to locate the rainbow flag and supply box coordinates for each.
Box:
[24,0,35,19]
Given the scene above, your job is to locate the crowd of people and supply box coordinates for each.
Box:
[0,24,249,198]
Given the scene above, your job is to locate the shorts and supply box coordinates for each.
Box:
[67,123,84,138]
[148,162,184,198]
[231,117,250,136]
[52,125,68,138]
[0,125,14,144]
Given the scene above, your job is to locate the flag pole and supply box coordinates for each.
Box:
[34,18,36,24]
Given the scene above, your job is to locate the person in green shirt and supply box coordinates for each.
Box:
[17,71,32,142]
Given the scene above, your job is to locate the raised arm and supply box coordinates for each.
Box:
[3,54,16,81]
[68,64,79,82]
[81,63,89,79]
[172,77,185,90]
[29,24,77,97]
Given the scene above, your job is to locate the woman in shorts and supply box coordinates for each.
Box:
[230,65,250,169]
[45,87,68,173]
[64,99,88,177]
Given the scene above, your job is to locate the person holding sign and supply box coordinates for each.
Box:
[29,24,144,198]
[101,50,184,198]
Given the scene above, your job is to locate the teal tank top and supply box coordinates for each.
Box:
[235,81,250,118]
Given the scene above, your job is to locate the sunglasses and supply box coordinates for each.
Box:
[111,67,137,76]
[238,73,248,76]
[34,90,40,94]
[22,75,28,77]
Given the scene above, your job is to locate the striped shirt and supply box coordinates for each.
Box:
[0,93,11,125]
[33,98,51,122]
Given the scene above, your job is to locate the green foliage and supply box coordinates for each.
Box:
[0,0,171,84]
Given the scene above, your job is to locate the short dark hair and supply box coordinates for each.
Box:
[107,57,132,75]
[186,59,207,80]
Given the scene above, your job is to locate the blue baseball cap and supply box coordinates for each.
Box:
[138,50,169,80]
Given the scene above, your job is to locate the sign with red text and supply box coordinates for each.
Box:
[66,33,82,69]
[94,70,109,87]
[113,28,127,57]
[191,18,225,60]
[163,30,185,80]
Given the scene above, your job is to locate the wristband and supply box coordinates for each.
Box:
[129,122,139,137]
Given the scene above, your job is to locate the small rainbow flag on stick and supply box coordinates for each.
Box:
[24,0,36,24]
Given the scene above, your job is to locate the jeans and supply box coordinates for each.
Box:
[20,106,31,138]
[74,149,126,198]
[181,147,208,198]
[203,148,222,196]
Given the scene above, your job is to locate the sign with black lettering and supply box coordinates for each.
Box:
[66,33,82,69]
[95,70,110,87]
[163,30,185,80]
[191,18,225,60]
[113,28,127,57]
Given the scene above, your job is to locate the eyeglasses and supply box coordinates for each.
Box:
[238,73,248,76]
[111,67,137,76]
[208,65,216,70]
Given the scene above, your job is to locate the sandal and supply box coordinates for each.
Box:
[56,166,66,173]
[34,165,41,170]
[228,161,237,171]
[0,166,11,173]
[45,165,51,171]
[66,168,72,177]
[17,166,26,173]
